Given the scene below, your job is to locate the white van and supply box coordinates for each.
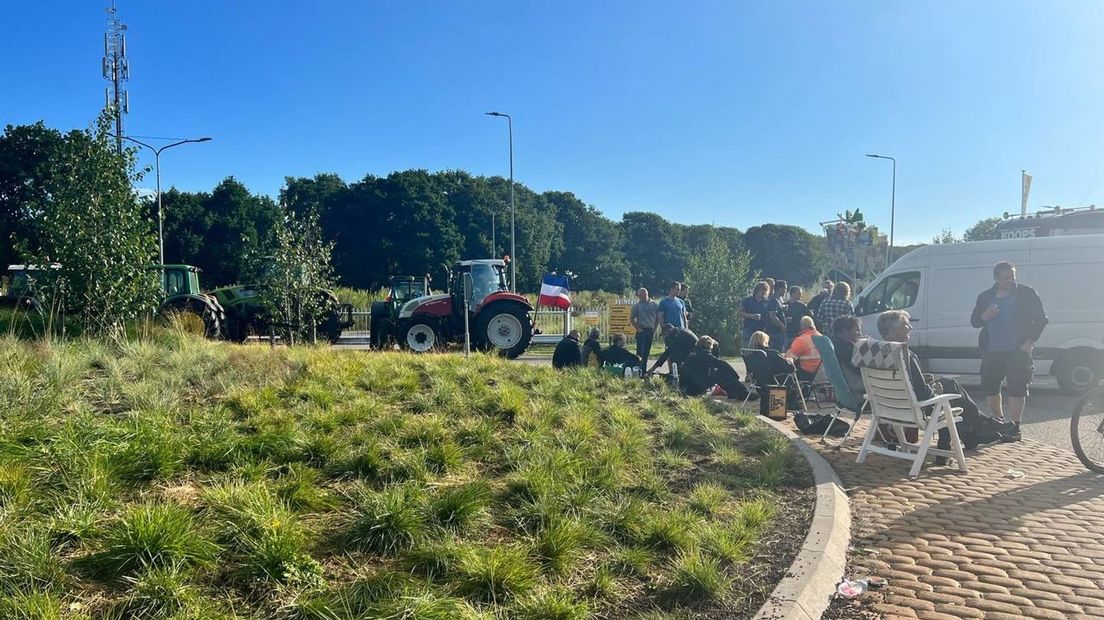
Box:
[852,234,1104,393]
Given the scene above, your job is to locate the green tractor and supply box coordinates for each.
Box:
[0,264,61,313]
[157,265,353,343]
[156,265,225,337]
[207,284,353,344]
[369,275,432,349]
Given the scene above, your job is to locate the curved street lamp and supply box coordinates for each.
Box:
[485,111,515,292]
[865,153,896,268]
[120,135,212,265]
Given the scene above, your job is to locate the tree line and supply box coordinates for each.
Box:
[156,170,829,294]
[4,120,1011,306]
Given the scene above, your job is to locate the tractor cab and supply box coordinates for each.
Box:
[157,265,204,298]
[388,275,431,306]
[0,264,62,311]
[450,259,508,314]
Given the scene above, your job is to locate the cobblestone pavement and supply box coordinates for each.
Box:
[813,419,1104,619]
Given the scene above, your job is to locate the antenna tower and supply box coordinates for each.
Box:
[102,1,129,153]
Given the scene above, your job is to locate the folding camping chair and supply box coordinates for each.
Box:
[811,335,868,443]
[855,343,968,477]
[740,348,807,411]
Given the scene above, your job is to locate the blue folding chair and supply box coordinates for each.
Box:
[811,335,869,443]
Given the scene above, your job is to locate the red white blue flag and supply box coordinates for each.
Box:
[538,274,571,309]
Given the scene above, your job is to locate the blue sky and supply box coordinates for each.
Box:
[3,1,1103,244]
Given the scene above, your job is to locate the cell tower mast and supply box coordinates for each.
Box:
[102,0,129,153]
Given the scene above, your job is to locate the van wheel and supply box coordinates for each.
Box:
[1055,349,1103,395]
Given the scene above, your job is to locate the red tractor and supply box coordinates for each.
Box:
[397,259,533,358]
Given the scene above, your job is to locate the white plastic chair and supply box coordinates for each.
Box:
[857,348,967,477]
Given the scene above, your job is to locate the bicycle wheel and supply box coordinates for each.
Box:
[1071,386,1104,473]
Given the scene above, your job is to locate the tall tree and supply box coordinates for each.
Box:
[27,114,159,334]
[963,217,1002,242]
[620,211,689,291]
[683,236,754,354]
[546,191,629,291]
[0,122,67,267]
[743,224,825,286]
[200,178,280,286]
[159,187,211,266]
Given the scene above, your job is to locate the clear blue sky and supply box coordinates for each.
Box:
[4,1,1103,244]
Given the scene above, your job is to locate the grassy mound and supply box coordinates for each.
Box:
[0,332,805,618]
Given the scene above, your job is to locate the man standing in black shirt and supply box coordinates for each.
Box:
[808,278,834,317]
[785,285,811,346]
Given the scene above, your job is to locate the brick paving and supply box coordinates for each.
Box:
[812,418,1104,619]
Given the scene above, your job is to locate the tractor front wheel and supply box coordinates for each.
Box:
[477,304,532,359]
[402,319,440,353]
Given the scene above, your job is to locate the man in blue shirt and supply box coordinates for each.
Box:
[970,261,1048,440]
[658,282,686,329]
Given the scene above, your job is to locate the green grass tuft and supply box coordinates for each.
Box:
[429,481,489,530]
[513,586,590,620]
[533,518,588,575]
[345,483,427,554]
[639,509,699,553]
[687,482,730,516]
[83,502,218,579]
[666,548,728,602]
[456,543,539,603]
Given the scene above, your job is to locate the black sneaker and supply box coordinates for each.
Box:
[1004,422,1022,442]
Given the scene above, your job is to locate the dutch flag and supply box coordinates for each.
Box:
[538,274,571,309]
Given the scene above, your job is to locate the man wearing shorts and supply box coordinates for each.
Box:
[970,261,1048,440]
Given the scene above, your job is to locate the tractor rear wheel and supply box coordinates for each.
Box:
[402,319,440,353]
[160,303,220,338]
[477,304,532,359]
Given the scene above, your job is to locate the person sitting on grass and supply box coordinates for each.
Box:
[552,329,583,369]
[582,327,603,367]
[603,333,642,368]
[681,336,753,401]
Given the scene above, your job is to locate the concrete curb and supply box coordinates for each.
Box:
[753,416,851,620]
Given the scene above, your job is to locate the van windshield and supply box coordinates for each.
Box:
[855,271,921,316]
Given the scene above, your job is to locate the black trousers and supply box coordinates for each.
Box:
[682,360,751,400]
[934,377,980,450]
[635,331,655,368]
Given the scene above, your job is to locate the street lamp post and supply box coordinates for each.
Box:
[485,111,515,292]
[865,153,896,268]
[119,135,212,265]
